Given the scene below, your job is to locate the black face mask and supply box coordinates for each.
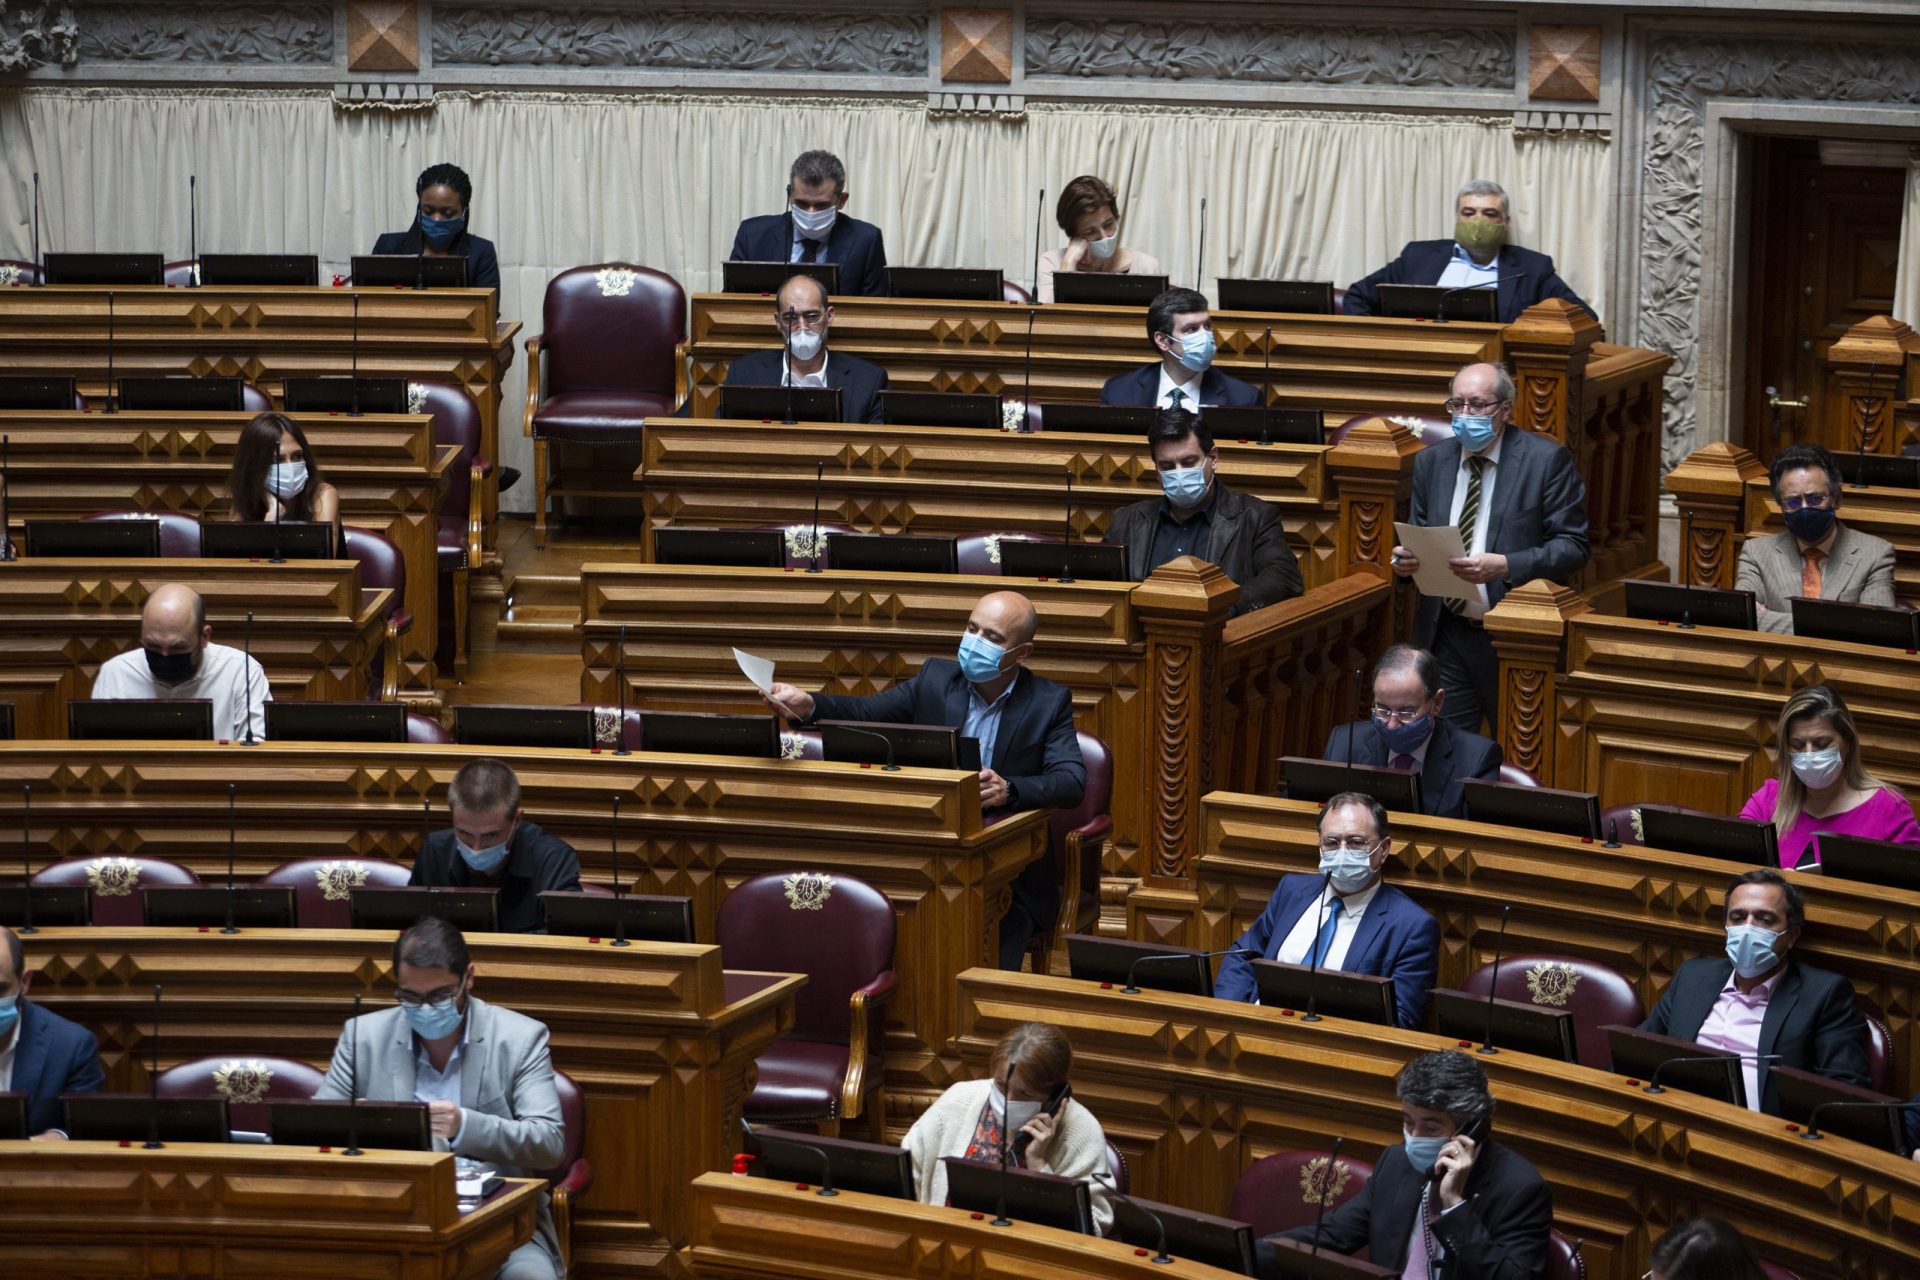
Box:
[144,646,199,685]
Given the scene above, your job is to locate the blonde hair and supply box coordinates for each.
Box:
[1770,685,1886,833]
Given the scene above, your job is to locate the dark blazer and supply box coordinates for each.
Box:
[1103,483,1303,615]
[410,820,582,934]
[1269,1137,1551,1280]
[1214,873,1439,1028]
[808,657,1084,814]
[1639,955,1870,1115]
[1341,240,1595,326]
[711,347,889,425]
[12,999,106,1136]
[1099,363,1261,408]
[370,229,500,290]
[1408,427,1589,649]
[1322,719,1502,819]
[728,211,889,297]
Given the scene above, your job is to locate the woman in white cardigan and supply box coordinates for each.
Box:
[903,1020,1117,1235]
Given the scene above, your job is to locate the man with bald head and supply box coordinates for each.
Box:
[91,582,270,740]
[1390,362,1588,732]
[684,272,888,423]
[764,589,1085,968]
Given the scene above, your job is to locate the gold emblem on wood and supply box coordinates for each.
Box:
[1299,1155,1352,1206]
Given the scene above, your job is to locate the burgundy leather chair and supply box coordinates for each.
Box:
[259,856,412,929]
[1597,802,1717,849]
[154,1053,326,1133]
[240,382,273,412]
[1105,1141,1129,1195]
[523,264,687,545]
[781,726,823,760]
[538,1068,595,1276]
[1227,1149,1375,1239]
[1003,280,1034,304]
[1864,1011,1894,1093]
[1761,1264,1803,1280]
[0,260,43,286]
[575,703,643,752]
[1497,764,1540,787]
[956,531,1059,577]
[32,855,200,926]
[1027,731,1113,974]
[407,713,452,744]
[84,508,203,557]
[341,525,413,701]
[163,260,197,287]
[1543,1229,1586,1280]
[751,521,854,570]
[1327,413,1450,447]
[407,380,490,681]
[718,871,898,1139]
[1459,952,1643,1071]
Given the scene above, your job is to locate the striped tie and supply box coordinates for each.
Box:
[1444,456,1489,616]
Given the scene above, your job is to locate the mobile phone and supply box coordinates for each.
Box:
[1425,1115,1487,1182]
[1011,1082,1071,1159]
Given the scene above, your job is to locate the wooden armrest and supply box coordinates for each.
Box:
[520,334,545,438]
[841,969,898,1120]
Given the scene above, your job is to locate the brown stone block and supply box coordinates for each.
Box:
[347,1,420,74]
[940,8,1013,84]
[1528,25,1601,103]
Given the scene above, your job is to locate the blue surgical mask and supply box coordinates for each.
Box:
[1790,747,1844,790]
[791,204,837,240]
[268,461,308,502]
[1726,923,1783,980]
[1374,713,1434,757]
[0,993,18,1038]
[1167,329,1215,373]
[416,210,465,249]
[457,836,511,875]
[1161,464,1210,509]
[1403,1129,1446,1173]
[957,631,1006,684]
[404,990,464,1041]
[1318,844,1380,895]
[1451,414,1497,453]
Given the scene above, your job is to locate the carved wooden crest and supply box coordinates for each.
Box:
[314,860,371,903]
[86,857,141,897]
[212,1059,275,1105]
[782,871,833,911]
[1525,961,1582,1007]
[595,268,638,297]
[1299,1155,1352,1206]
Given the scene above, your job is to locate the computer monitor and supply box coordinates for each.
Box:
[877,390,1004,429]
[721,260,839,297]
[1216,278,1336,317]
[279,376,412,415]
[1051,272,1170,307]
[652,527,788,569]
[940,1157,1095,1235]
[1375,283,1497,323]
[745,1125,916,1199]
[25,518,161,558]
[1813,833,1920,893]
[1037,403,1156,435]
[348,886,500,933]
[0,1092,25,1140]
[996,540,1131,583]
[1605,1024,1745,1108]
[1835,452,1920,490]
[1622,579,1757,630]
[716,385,844,424]
[639,711,783,758]
[43,253,165,286]
[818,720,980,771]
[114,376,246,412]
[141,885,297,929]
[1790,597,1920,650]
[0,885,91,928]
[62,1094,230,1143]
[453,705,595,750]
[349,255,470,289]
[265,701,409,743]
[884,267,1004,301]
[268,1099,433,1151]
[1280,756,1422,815]
[1199,405,1323,445]
[1769,1064,1909,1157]
[1637,807,1779,868]
[1250,960,1396,1025]
[68,699,213,741]
[1430,988,1578,1063]
[1260,1236,1403,1279]
[0,375,78,409]
[1109,1195,1258,1276]
[196,254,320,287]
[0,701,13,740]
[1065,933,1213,997]
[199,520,336,561]
[1461,779,1600,840]
[825,532,957,574]
[538,891,697,944]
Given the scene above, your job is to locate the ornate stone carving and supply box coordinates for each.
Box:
[0,1,77,71]
[1024,17,1514,88]
[431,6,927,74]
[348,1,419,74]
[941,8,1012,84]
[1527,25,1600,102]
[77,3,333,63]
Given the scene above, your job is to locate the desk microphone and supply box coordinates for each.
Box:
[187,174,199,288]
[1434,276,1522,323]
[1018,307,1037,432]
[1477,904,1510,1055]
[221,782,239,934]
[1301,881,1338,1022]
[1193,196,1208,291]
[29,170,41,286]
[1645,1051,1779,1095]
[145,983,164,1148]
[17,782,33,935]
[349,294,363,418]
[1258,325,1274,446]
[992,1060,1016,1225]
[1603,818,1620,849]
[104,290,118,413]
[1057,468,1076,584]
[1118,1195,1175,1265]
[239,611,259,744]
[1305,1135,1345,1279]
[1799,1098,1918,1144]
[2,433,15,562]
[420,794,432,860]
[1028,186,1046,302]
[1121,946,1255,995]
[781,323,798,426]
[344,990,364,1156]
[833,724,899,772]
[612,622,632,756]
[805,460,824,573]
[608,794,629,948]
[746,1122,838,1196]
[270,469,284,563]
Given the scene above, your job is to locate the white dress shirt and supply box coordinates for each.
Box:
[782,353,830,388]
[1435,244,1502,291]
[1443,427,1506,618]
[1273,878,1384,969]
[1154,362,1205,411]
[89,642,270,741]
[413,1016,470,1144]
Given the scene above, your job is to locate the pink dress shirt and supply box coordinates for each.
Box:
[1738,779,1920,870]
[1696,967,1782,1111]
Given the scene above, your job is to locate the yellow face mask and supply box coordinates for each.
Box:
[1455,218,1505,255]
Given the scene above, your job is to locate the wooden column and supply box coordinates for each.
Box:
[1666,442,1767,588]
[1502,299,1604,448]
[1825,315,1920,455]
[1483,579,1586,786]
[1325,415,1422,638]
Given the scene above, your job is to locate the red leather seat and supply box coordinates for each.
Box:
[84,509,203,557]
[957,531,1059,577]
[1460,952,1643,1071]
[407,713,452,744]
[1497,764,1540,787]
[1761,1263,1803,1280]
[751,521,854,570]
[718,871,898,1138]
[408,381,490,680]
[0,260,44,286]
[1544,1229,1586,1280]
[1028,731,1113,974]
[341,525,412,701]
[1003,280,1034,305]
[1105,1141,1129,1195]
[32,855,200,926]
[575,703,643,752]
[153,1053,325,1134]
[782,726,823,760]
[1327,413,1450,447]
[163,260,197,287]
[259,856,413,929]
[524,264,687,545]
[538,1068,595,1276]
[1864,1011,1894,1093]
[1228,1149,1375,1239]
[240,383,273,412]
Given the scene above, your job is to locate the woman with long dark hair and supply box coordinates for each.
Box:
[225,411,340,549]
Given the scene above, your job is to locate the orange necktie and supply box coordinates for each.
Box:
[1801,547,1825,599]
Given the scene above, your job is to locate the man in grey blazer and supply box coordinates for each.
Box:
[318,918,566,1280]
[1391,362,1589,732]
[1735,442,1896,635]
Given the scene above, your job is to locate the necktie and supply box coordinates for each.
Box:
[799,238,822,264]
[1391,753,1415,771]
[1168,388,1187,410]
[1304,896,1342,969]
[1444,455,1489,616]
[1801,546,1825,599]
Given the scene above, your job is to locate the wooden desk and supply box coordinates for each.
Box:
[0,558,391,734]
[687,1172,1251,1280]
[0,285,516,565]
[0,741,1044,1113]
[952,969,1920,1280]
[17,928,801,1279]
[0,407,451,695]
[0,1141,541,1280]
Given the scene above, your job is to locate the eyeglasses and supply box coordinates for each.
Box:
[778,310,826,328]
[1318,837,1381,854]
[1371,703,1428,725]
[1781,492,1832,512]
[394,983,462,1009]
[1443,397,1507,415]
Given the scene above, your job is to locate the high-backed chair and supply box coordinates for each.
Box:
[84,509,203,557]
[575,703,643,752]
[341,525,412,700]
[781,726,823,760]
[1543,1229,1586,1280]
[751,521,854,570]
[31,855,200,926]
[717,871,897,1138]
[0,260,43,286]
[1864,1011,1894,1093]
[538,1068,595,1277]
[1228,1149,1376,1239]
[240,382,273,413]
[1459,953,1643,1071]
[259,856,413,929]
[163,260,197,287]
[1003,280,1034,305]
[1497,764,1540,787]
[523,264,686,545]
[1105,1141,1129,1195]
[956,531,1059,577]
[1761,1262,1804,1280]
[407,713,452,744]
[407,381,489,681]
[1327,413,1450,447]
[1596,801,1716,848]
[153,1053,325,1133]
[1026,731,1112,974]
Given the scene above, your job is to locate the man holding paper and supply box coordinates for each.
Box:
[1390,362,1588,733]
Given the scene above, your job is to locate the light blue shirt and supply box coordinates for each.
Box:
[413,1017,468,1144]
[962,677,1018,773]
[1435,243,1501,291]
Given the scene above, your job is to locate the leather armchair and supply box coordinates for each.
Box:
[0,260,44,286]
[1497,764,1540,787]
[154,1053,325,1134]
[717,871,897,1138]
[1459,952,1643,1071]
[407,713,452,744]
[956,531,1058,576]
[1544,1229,1586,1280]
[1865,1011,1894,1093]
[751,521,853,570]
[84,509,203,557]
[406,381,490,681]
[240,383,273,412]
[1104,1141,1129,1195]
[1028,730,1112,974]
[163,260,197,287]
[32,855,200,926]
[539,1068,595,1277]
[522,264,686,546]
[1762,1263,1804,1280]
[341,525,412,701]
[574,703,642,752]
[259,856,412,929]
[1227,1149,1375,1239]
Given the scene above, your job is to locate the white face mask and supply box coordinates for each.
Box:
[268,460,308,501]
[1086,232,1119,261]
[1317,844,1380,895]
[791,204,837,240]
[786,327,824,362]
[1790,746,1844,790]
[989,1083,1043,1132]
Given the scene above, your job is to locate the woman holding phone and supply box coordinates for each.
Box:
[903,1020,1117,1234]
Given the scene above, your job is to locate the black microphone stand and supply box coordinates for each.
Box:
[781,323,798,426]
[144,983,164,1148]
[2,433,13,561]
[1477,904,1510,1055]
[1058,468,1076,583]
[1300,882,1337,1023]
[612,622,631,756]
[832,724,900,772]
[991,1062,1016,1226]
[187,174,198,288]
[1258,325,1274,446]
[805,460,824,573]
[1305,1135,1344,1280]
[221,782,239,934]
[104,290,118,414]
[349,295,363,418]
[1028,187,1046,305]
[344,990,364,1156]
[609,795,629,948]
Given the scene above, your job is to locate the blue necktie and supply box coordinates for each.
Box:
[1305,897,1342,969]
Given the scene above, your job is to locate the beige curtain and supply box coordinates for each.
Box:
[1,88,1612,510]
[1896,152,1920,327]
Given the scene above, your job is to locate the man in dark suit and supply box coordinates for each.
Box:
[1392,361,1589,733]
[1342,179,1595,325]
[1103,408,1303,616]
[1214,792,1439,1028]
[411,759,581,934]
[1100,288,1261,409]
[1264,1050,1551,1279]
[728,149,888,297]
[1323,644,1502,819]
[1,925,106,1139]
[762,590,1085,969]
[685,273,888,424]
[1640,870,1869,1116]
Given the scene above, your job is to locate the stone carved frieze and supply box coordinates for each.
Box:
[431,6,927,74]
[1,1,78,71]
[77,3,333,64]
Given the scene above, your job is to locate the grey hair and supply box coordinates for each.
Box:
[789,150,847,194]
[1395,1050,1494,1128]
[1456,179,1509,212]
[1451,362,1516,406]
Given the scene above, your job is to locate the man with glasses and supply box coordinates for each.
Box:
[1735,442,1895,634]
[316,917,566,1279]
[1390,361,1589,733]
[1212,791,1438,1028]
[1323,645,1502,818]
[687,272,887,423]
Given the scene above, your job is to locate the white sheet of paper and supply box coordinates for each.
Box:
[1392,522,1476,602]
[732,647,776,694]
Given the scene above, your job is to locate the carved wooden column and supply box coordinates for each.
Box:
[1483,580,1586,787]
[1502,299,1603,450]
[1325,416,1421,639]
[1127,557,1239,947]
[1825,315,1920,455]
[1665,442,1766,588]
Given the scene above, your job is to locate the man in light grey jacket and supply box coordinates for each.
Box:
[317,917,565,1280]
[1735,442,1897,635]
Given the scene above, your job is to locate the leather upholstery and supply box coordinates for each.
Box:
[32,855,200,926]
[1228,1149,1375,1239]
[407,713,452,744]
[1003,280,1034,304]
[163,260,197,287]
[1597,802,1717,849]
[341,525,410,700]
[1865,1012,1894,1093]
[540,1068,595,1276]
[410,381,488,678]
[735,1039,853,1123]
[1544,1229,1585,1280]
[153,1053,325,1134]
[1028,731,1113,971]
[1497,764,1540,787]
[956,531,1058,577]
[1328,413,1451,447]
[533,389,675,444]
[530,264,686,444]
[0,260,44,285]
[240,383,273,412]
[1105,1141,1129,1196]
[259,857,412,929]
[85,508,203,557]
[1761,1263,1803,1280]
[1460,952,1643,1071]
[751,521,854,570]
[575,703,643,752]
